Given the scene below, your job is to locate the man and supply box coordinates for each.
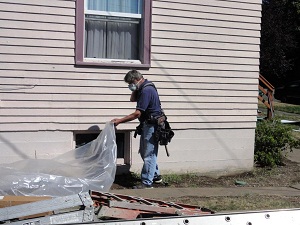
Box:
[111,70,163,189]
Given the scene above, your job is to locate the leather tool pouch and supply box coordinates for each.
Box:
[154,115,175,146]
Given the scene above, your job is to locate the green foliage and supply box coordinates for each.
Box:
[255,119,300,167]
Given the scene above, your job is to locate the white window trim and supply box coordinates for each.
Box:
[85,10,142,19]
[84,58,142,64]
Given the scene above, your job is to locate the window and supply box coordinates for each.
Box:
[75,132,127,159]
[76,0,152,68]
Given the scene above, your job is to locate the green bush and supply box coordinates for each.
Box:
[255,119,300,167]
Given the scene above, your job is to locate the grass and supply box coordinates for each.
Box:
[162,173,200,187]
[258,101,300,118]
[114,157,300,189]
[273,102,300,114]
[113,161,300,211]
[167,195,300,212]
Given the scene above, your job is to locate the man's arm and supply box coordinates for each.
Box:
[111,109,141,126]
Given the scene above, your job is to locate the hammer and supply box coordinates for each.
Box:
[165,145,170,157]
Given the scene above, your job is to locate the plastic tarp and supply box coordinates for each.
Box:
[0,122,117,197]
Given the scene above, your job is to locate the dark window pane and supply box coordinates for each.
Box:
[76,133,124,158]
[85,17,140,60]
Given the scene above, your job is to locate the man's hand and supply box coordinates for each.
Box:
[111,118,121,126]
[130,90,138,102]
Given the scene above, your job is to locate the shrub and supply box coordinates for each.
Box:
[255,119,300,167]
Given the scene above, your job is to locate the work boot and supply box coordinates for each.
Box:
[153,175,163,184]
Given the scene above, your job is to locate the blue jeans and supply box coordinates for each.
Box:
[139,123,160,186]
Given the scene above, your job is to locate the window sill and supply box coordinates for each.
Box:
[75,60,151,69]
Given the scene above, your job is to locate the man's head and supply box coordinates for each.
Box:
[124,70,143,83]
[125,70,144,92]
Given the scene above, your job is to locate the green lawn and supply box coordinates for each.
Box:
[258,101,300,139]
[258,101,300,115]
[274,102,300,114]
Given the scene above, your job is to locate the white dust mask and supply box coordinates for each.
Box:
[128,83,137,91]
[128,79,142,92]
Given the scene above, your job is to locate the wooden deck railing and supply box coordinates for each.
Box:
[258,74,275,119]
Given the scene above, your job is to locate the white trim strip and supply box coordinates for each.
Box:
[85,10,141,19]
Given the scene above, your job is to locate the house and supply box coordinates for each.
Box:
[0,0,261,175]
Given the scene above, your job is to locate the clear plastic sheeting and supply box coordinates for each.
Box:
[0,122,117,197]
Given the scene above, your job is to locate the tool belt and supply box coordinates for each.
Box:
[134,114,174,146]
[146,114,166,125]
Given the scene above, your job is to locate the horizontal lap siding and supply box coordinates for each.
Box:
[150,0,261,130]
[0,0,261,132]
